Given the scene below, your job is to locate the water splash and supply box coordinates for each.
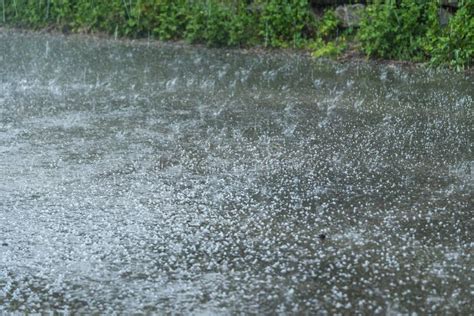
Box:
[0,31,473,314]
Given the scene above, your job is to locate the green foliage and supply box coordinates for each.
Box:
[182,1,259,47]
[1,0,48,27]
[311,37,347,58]
[227,3,259,46]
[257,0,316,48]
[185,1,233,46]
[50,0,75,25]
[318,9,339,39]
[358,0,473,68]
[429,1,474,70]
[309,9,347,58]
[0,0,315,48]
[134,0,197,41]
[0,0,472,69]
[73,1,127,33]
[153,1,188,40]
[357,0,431,61]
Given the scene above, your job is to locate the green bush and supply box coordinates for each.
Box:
[358,0,473,69]
[311,37,347,58]
[357,0,433,61]
[1,0,50,27]
[318,9,339,39]
[0,0,472,69]
[73,0,127,34]
[153,1,189,40]
[429,1,474,70]
[226,2,260,47]
[185,1,234,46]
[309,9,347,58]
[258,0,316,48]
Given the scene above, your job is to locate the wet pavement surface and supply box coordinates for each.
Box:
[0,31,473,314]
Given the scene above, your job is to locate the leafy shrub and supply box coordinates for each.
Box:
[357,0,432,61]
[153,1,188,40]
[1,0,472,69]
[311,37,347,58]
[227,3,259,47]
[318,9,339,39]
[429,1,474,70]
[73,0,127,34]
[358,0,473,68]
[257,0,317,48]
[189,1,233,46]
